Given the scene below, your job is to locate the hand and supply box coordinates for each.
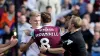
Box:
[24,30,31,36]
[10,36,18,47]
[5,39,11,45]
[0,53,4,56]
[38,53,47,56]
[72,5,80,11]
[39,45,48,53]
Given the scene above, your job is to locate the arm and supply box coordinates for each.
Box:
[0,39,11,48]
[39,53,46,56]
[40,45,65,54]
[37,0,41,11]
[18,49,23,56]
[20,38,34,52]
[27,0,37,11]
[47,47,65,54]
[56,10,72,20]
[0,43,10,48]
[0,37,18,53]
[20,30,35,52]
[92,47,100,52]
[0,44,12,53]
[55,0,61,15]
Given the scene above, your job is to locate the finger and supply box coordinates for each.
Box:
[10,36,14,41]
[0,53,4,56]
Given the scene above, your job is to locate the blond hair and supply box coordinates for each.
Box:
[30,11,40,17]
[71,15,82,29]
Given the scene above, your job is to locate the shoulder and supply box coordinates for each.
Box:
[2,12,8,17]
[23,23,32,28]
[25,23,31,26]
[71,30,83,40]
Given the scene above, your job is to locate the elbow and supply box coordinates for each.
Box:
[19,48,24,52]
[0,51,3,54]
[19,46,26,52]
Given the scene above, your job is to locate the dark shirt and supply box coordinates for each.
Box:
[93,40,100,47]
[81,29,93,53]
[61,30,87,56]
[84,12,99,23]
[2,31,14,56]
[77,2,87,16]
[92,39,100,52]
[2,31,13,43]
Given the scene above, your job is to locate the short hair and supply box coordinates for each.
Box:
[9,3,14,7]
[30,11,40,17]
[41,12,51,23]
[71,15,82,29]
[64,14,72,22]
[46,6,52,9]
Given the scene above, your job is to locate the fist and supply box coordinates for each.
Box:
[24,30,31,36]
[10,36,18,47]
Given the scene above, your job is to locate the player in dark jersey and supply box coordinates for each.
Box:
[25,12,65,56]
[61,16,87,56]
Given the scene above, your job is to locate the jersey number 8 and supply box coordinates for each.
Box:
[40,38,50,48]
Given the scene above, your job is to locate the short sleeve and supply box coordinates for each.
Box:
[29,29,35,37]
[21,32,32,43]
[21,32,27,43]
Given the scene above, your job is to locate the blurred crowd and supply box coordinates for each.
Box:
[0,0,17,56]
[0,0,100,56]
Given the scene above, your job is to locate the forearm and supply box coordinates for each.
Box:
[92,47,100,52]
[0,45,12,53]
[39,53,46,56]
[18,49,23,56]
[20,40,34,52]
[0,44,9,48]
[48,47,65,54]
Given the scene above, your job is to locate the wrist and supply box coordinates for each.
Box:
[30,31,34,36]
[46,48,49,53]
[46,48,51,53]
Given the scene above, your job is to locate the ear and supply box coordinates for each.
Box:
[29,19,31,24]
[71,24,74,27]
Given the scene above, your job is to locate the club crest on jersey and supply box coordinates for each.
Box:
[67,39,73,45]
[63,39,73,45]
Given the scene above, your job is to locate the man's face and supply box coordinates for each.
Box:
[94,32,100,41]
[79,0,83,3]
[4,25,10,34]
[21,8,26,15]
[46,8,52,14]
[68,18,73,31]
[30,15,41,27]
[18,15,26,24]
[83,14,90,23]
[9,5,15,13]
[0,0,4,4]
[81,19,89,29]
[87,4,93,13]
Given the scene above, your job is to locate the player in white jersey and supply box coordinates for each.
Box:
[20,11,43,56]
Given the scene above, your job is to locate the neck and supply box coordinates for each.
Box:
[19,22,25,25]
[9,12,14,14]
[70,28,80,34]
[32,26,39,29]
[43,22,51,25]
